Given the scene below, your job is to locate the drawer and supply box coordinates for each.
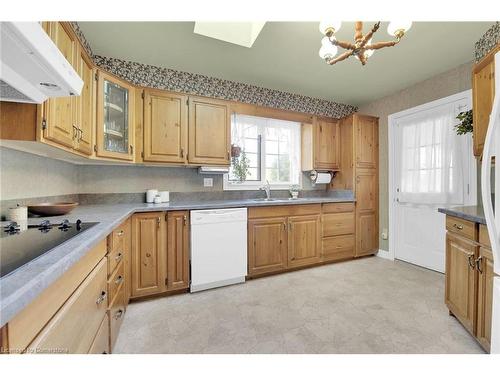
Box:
[322,212,355,237]
[248,204,321,219]
[107,242,124,276]
[88,315,110,354]
[479,224,491,247]
[322,234,355,261]
[446,216,477,241]
[107,223,127,253]
[322,202,354,214]
[27,257,108,354]
[108,285,125,352]
[107,260,125,305]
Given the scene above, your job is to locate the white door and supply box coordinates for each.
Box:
[391,91,475,272]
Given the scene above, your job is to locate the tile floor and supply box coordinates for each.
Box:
[114,256,485,354]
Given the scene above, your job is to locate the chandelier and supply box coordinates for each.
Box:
[318,21,412,66]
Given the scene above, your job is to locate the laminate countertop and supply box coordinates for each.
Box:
[437,205,486,225]
[0,194,354,326]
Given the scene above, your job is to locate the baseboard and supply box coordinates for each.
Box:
[376,249,394,260]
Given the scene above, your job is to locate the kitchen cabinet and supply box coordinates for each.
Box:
[288,215,321,268]
[96,70,135,161]
[188,97,231,165]
[167,211,190,291]
[143,90,188,163]
[131,212,166,298]
[74,49,95,156]
[472,44,498,157]
[248,217,288,276]
[301,118,340,171]
[88,316,110,354]
[321,203,356,262]
[355,115,378,169]
[476,246,494,351]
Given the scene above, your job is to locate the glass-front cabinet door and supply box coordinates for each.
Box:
[96,70,135,160]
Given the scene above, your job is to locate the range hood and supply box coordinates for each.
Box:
[0,22,83,104]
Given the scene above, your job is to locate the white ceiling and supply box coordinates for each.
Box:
[78,22,491,106]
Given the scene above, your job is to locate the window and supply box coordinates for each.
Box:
[224,114,301,190]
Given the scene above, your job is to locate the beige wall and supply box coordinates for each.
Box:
[358,61,473,252]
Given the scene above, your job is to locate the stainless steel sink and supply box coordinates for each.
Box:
[252,198,282,202]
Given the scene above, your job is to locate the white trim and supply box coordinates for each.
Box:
[376,249,394,260]
[388,89,475,264]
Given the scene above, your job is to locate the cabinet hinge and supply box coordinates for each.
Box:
[94,145,97,152]
[165,277,168,286]
[157,216,161,227]
[141,91,145,99]
[41,118,47,130]
[95,72,98,81]
[186,98,189,106]
[141,151,144,158]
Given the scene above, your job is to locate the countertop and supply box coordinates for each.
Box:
[437,205,486,225]
[0,194,354,326]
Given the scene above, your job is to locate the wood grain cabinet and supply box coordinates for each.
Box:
[248,217,288,276]
[167,211,190,290]
[321,203,355,261]
[143,90,188,163]
[96,70,135,161]
[472,44,498,157]
[301,118,340,171]
[476,246,494,351]
[288,215,321,268]
[188,97,230,165]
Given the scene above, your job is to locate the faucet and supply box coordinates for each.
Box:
[260,180,271,200]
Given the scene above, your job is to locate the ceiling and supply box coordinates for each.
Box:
[78,22,491,106]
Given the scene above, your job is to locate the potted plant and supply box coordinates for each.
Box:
[454,109,473,135]
[231,150,250,182]
[231,144,242,158]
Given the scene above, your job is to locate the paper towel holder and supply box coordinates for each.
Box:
[309,170,336,184]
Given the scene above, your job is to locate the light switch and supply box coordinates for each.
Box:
[204,178,213,187]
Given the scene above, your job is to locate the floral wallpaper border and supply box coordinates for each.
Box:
[475,22,500,62]
[93,55,358,119]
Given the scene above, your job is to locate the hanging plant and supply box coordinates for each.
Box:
[231,150,251,182]
[454,109,473,135]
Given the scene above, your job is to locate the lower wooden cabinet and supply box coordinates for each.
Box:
[476,246,495,352]
[130,211,190,299]
[288,215,321,268]
[248,217,288,276]
[89,315,110,354]
[108,284,126,352]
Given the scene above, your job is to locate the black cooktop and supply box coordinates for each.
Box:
[0,219,97,278]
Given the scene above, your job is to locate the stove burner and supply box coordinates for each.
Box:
[4,222,20,235]
[58,219,71,231]
[38,220,52,233]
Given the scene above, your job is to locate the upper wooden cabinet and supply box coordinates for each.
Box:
[74,49,95,156]
[143,90,188,163]
[472,45,497,157]
[355,115,378,169]
[188,97,230,165]
[301,118,340,171]
[96,70,135,161]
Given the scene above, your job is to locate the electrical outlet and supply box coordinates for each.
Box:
[381,229,388,240]
[204,178,213,187]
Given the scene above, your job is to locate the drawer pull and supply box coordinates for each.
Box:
[476,256,483,273]
[114,309,124,320]
[467,254,476,269]
[96,291,107,305]
[117,230,124,237]
[115,252,123,262]
[115,275,124,285]
[453,223,464,230]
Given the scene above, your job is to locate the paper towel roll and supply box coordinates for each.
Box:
[310,171,332,184]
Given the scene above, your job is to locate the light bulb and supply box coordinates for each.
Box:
[319,21,342,35]
[321,36,332,48]
[387,21,412,38]
[319,44,338,60]
[365,38,375,58]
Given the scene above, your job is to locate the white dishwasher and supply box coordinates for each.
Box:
[190,208,247,292]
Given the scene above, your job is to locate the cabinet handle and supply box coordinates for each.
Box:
[115,275,124,285]
[78,128,83,141]
[476,256,483,273]
[180,148,184,158]
[117,230,124,237]
[72,125,78,140]
[115,252,123,263]
[96,291,107,305]
[114,309,124,320]
[183,215,187,226]
[157,217,161,227]
[453,223,464,230]
[467,253,476,269]
[130,144,134,154]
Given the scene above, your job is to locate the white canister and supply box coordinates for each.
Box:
[158,191,170,203]
[146,189,158,203]
[153,195,162,204]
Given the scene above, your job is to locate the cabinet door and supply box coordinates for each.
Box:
[248,217,288,276]
[188,97,230,165]
[74,49,94,155]
[121,218,132,307]
[131,213,166,297]
[288,215,321,268]
[96,70,135,161]
[355,169,378,256]
[355,115,378,169]
[143,90,188,163]
[476,246,494,352]
[356,211,377,257]
[472,58,495,157]
[445,233,478,335]
[315,119,340,170]
[167,211,190,290]
[43,22,77,149]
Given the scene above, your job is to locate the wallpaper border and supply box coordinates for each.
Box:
[475,22,500,62]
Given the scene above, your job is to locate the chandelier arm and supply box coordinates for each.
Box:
[358,51,368,65]
[327,50,354,65]
[359,21,381,48]
[365,40,399,50]
[334,40,357,50]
